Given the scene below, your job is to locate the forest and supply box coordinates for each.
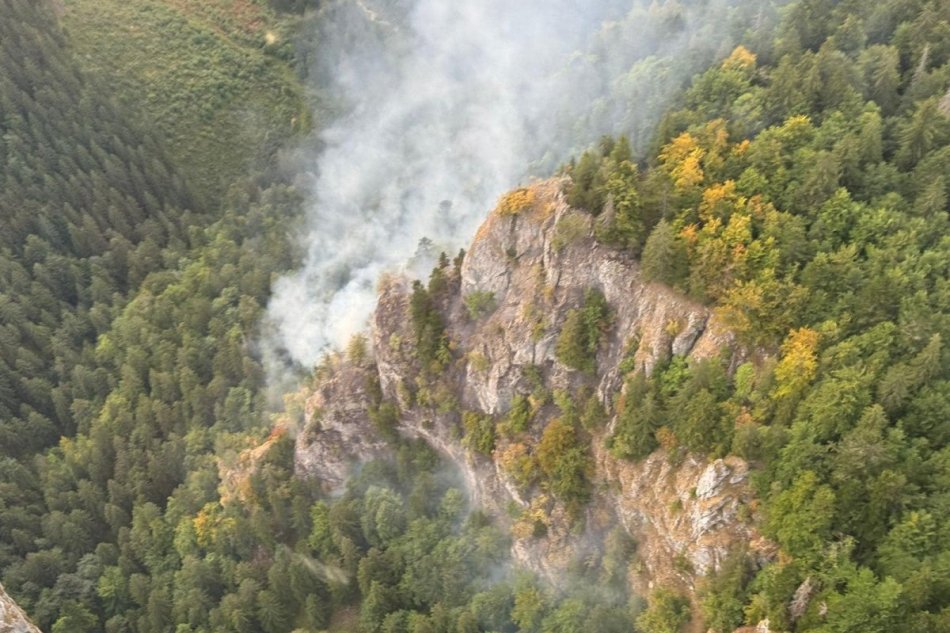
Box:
[565,1,950,631]
[0,0,948,632]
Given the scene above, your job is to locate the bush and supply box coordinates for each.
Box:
[500,394,532,436]
[462,411,496,455]
[641,219,688,286]
[552,212,589,251]
[636,589,690,633]
[536,419,592,505]
[498,188,536,215]
[497,442,540,491]
[555,288,612,373]
[464,291,497,320]
[568,149,607,212]
[609,372,660,460]
[700,550,754,633]
[409,281,450,369]
[580,392,608,431]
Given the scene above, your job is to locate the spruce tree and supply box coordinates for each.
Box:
[640,219,687,286]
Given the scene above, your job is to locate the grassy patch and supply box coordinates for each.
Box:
[62,0,310,203]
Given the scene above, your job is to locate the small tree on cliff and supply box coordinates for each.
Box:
[555,288,612,374]
[641,219,688,287]
[536,419,592,506]
[409,280,450,369]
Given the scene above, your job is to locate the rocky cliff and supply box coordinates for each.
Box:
[0,585,41,633]
[294,179,772,601]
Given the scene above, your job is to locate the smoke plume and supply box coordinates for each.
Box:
[268,0,780,369]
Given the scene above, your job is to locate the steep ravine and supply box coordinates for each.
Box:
[295,179,773,604]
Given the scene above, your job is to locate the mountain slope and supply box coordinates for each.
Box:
[292,2,950,630]
[295,179,771,602]
[0,2,312,631]
[0,0,196,459]
[61,0,310,201]
[2,0,949,632]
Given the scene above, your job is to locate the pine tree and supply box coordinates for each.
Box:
[640,219,687,286]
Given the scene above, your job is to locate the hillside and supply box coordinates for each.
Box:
[0,583,40,633]
[0,0,948,633]
[0,0,196,460]
[292,2,950,631]
[0,1,311,631]
[295,179,767,601]
[61,0,311,201]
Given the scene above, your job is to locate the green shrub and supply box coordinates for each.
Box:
[409,280,450,369]
[636,589,690,633]
[608,372,660,460]
[500,394,532,436]
[552,212,590,251]
[537,419,592,505]
[567,148,607,212]
[464,290,497,320]
[555,288,612,373]
[641,219,688,287]
[462,411,496,455]
[580,392,608,431]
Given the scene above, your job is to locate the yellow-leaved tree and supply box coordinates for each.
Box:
[659,132,705,191]
[772,327,821,401]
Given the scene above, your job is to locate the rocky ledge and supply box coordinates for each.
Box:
[0,584,41,633]
[294,178,773,599]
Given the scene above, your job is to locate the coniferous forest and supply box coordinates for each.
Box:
[1,1,949,633]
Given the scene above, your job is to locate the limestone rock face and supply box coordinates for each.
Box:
[294,361,390,492]
[457,179,734,416]
[598,451,772,594]
[0,585,41,633]
[294,179,771,598]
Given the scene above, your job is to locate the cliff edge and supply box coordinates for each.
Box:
[0,585,41,633]
[295,179,773,602]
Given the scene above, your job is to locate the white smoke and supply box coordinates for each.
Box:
[268,0,781,369]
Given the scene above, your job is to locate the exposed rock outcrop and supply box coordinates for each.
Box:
[457,180,735,410]
[295,362,390,491]
[295,179,771,600]
[600,451,771,593]
[0,585,41,633]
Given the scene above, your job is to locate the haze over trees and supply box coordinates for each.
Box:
[0,0,948,632]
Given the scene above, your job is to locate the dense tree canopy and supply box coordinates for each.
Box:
[2,0,949,632]
[568,1,950,630]
[0,0,198,460]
